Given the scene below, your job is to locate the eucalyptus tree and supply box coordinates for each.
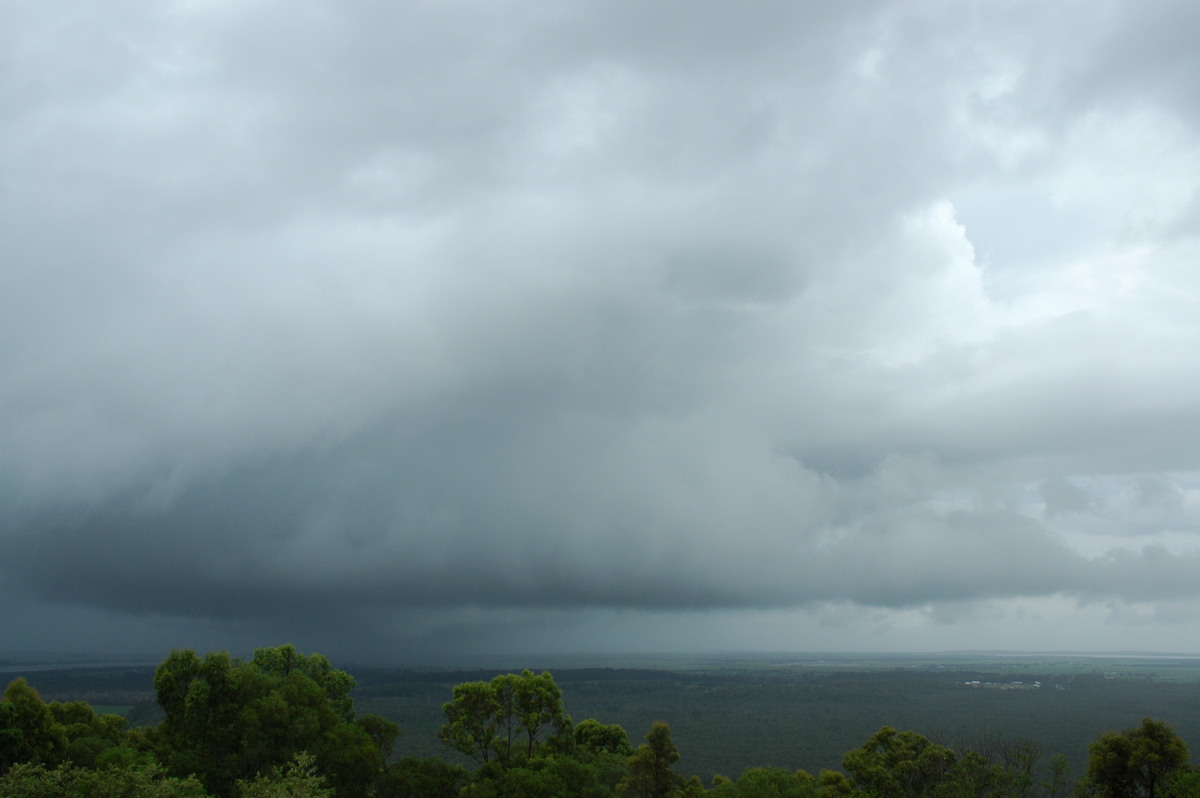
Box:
[438,669,572,769]
[153,644,396,798]
[1084,718,1189,798]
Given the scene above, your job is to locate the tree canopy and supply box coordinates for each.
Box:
[1084,718,1190,798]
[152,644,395,797]
[4,648,1200,798]
[438,669,571,769]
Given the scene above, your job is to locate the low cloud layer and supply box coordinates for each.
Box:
[5,1,1200,662]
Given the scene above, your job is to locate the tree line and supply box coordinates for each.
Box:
[1,645,1197,797]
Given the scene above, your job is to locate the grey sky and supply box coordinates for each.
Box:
[4,0,1200,663]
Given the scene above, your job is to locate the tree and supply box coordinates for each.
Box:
[438,670,571,769]
[238,752,334,798]
[248,645,356,721]
[816,769,854,798]
[466,754,615,798]
[0,678,67,772]
[841,727,956,798]
[711,766,817,798]
[1085,718,1190,798]
[440,680,503,765]
[1164,769,1200,798]
[0,761,208,798]
[618,721,685,798]
[1043,753,1072,798]
[314,719,393,798]
[48,700,129,769]
[575,719,634,757]
[152,644,394,797]
[359,712,401,761]
[504,670,571,761]
[379,756,465,798]
[572,719,635,794]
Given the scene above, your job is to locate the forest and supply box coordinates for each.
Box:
[3,646,1200,797]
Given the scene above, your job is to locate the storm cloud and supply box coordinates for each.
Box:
[4,0,1200,662]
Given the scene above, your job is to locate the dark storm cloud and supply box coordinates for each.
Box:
[4,0,1200,657]
[4,431,1196,624]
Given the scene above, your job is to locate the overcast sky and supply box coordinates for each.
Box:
[4,0,1200,665]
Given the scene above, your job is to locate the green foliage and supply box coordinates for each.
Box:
[711,766,817,798]
[47,699,129,769]
[1084,718,1190,798]
[152,644,390,797]
[462,752,625,798]
[379,755,465,798]
[314,719,386,798]
[1,678,68,771]
[502,670,571,761]
[237,751,333,798]
[297,659,1200,781]
[439,680,501,765]
[571,719,636,794]
[0,761,208,797]
[842,726,958,798]
[576,718,635,757]
[816,768,854,798]
[16,652,1200,798]
[438,670,572,769]
[358,713,401,761]
[618,721,685,798]
[1164,768,1200,798]
[438,671,637,797]
[94,742,156,771]
[837,726,1077,798]
[249,646,356,722]
[1044,753,1072,798]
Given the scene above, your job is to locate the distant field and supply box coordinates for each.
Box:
[9,652,1200,783]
